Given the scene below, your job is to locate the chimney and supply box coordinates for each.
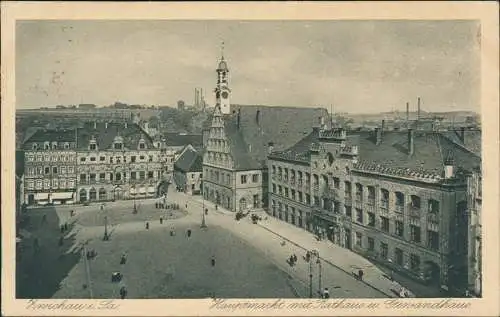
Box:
[458,127,465,143]
[375,128,382,145]
[417,97,421,129]
[444,151,455,179]
[268,142,275,154]
[381,120,385,134]
[408,129,414,156]
[406,102,409,126]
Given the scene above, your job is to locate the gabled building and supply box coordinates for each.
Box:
[173,146,203,195]
[268,123,481,295]
[202,48,328,212]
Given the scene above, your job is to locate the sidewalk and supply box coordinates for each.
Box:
[256,216,448,298]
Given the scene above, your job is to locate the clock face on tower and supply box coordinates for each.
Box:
[221,91,229,99]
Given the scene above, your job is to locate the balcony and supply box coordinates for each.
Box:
[427,212,439,224]
[409,207,421,218]
[395,205,404,214]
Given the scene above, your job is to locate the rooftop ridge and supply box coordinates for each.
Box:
[353,160,443,183]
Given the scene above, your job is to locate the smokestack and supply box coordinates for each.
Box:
[417,97,421,129]
[256,110,261,125]
[94,121,97,129]
[406,102,409,126]
[459,127,466,143]
[195,88,198,108]
[237,109,241,129]
[408,129,414,156]
[375,128,382,145]
[381,120,385,134]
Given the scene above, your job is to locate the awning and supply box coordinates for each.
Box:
[34,193,49,200]
[130,188,136,195]
[148,186,155,193]
[51,192,74,200]
[139,187,146,194]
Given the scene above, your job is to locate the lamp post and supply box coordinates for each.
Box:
[101,204,109,241]
[317,257,322,296]
[309,259,313,298]
[201,192,207,228]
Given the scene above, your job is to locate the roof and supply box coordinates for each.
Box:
[271,128,481,180]
[221,105,329,170]
[16,150,25,177]
[23,128,76,145]
[441,129,481,156]
[164,133,203,148]
[174,147,203,173]
[76,122,154,150]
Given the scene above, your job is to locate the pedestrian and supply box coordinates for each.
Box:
[322,287,330,299]
[215,205,218,211]
[59,236,64,246]
[156,202,159,209]
[289,255,295,266]
[187,229,192,237]
[145,221,149,230]
[64,223,69,231]
[120,253,127,265]
[293,254,297,262]
[119,286,128,299]
[358,269,364,281]
[205,208,208,215]
[185,203,188,209]
[160,216,163,224]
[305,251,311,262]
[41,214,47,224]
[211,256,216,267]
[60,224,65,233]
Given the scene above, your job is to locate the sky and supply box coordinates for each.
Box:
[16,20,480,114]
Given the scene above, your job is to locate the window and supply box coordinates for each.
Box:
[64,143,70,149]
[139,142,145,149]
[333,177,340,189]
[90,157,96,162]
[410,195,421,209]
[100,156,106,161]
[355,183,363,201]
[27,167,34,175]
[381,216,389,232]
[253,194,259,208]
[427,230,439,251]
[109,173,114,181]
[37,166,43,175]
[115,173,122,181]
[410,254,420,272]
[272,184,276,193]
[44,167,50,175]
[395,220,404,237]
[291,189,296,200]
[252,174,259,183]
[368,212,375,227]
[355,232,362,247]
[90,143,97,150]
[139,171,145,180]
[395,248,404,265]
[149,156,153,162]
[131,156,136,163]
[68,166,74,173]
[278,186,283,195]
[410,225,421,243]
[27,180,34,189]
[314,196,320,206]
[52,179,58,187]
[68,179,75,188]
[345,205,352,218]
[88,173,96,182]
[51,166,58,174]
[148,171,154,179]
[380,242,388,259]
[305,194,311,205]
[80,157,86,162]
[395,192,405,206]
[272,165,276,175]
[116,156,121,163]
[368,237,375,251]
[36,179,42,189]
[131,172,137,180]
[241,175,247,184]
[381,189,389,209]
[114,142,123,150]
[298,191,303,202]
[356,209,363,223]
[110,157,114,164]
[367,186,375,205]
[99,173,106,180]
[80,174,87,182]
[140,155,145,160]
[428,199,439,214]
[344,181,352,198]
[284,188,289,198]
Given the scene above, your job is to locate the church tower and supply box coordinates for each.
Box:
[215,42,231,115]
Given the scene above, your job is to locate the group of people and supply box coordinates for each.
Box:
[287,254,298,267]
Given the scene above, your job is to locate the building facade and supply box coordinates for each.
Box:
[22,123,164,205]
[466,168,482,297]
[22,129,78,205]
[173,146,203,195]
[269,124,481,294]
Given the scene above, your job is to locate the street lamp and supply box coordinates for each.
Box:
[201,191,207,229]
[308,250,321,298]
[102,204,109,241]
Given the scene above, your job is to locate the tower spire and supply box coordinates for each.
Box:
[221,41,225,60]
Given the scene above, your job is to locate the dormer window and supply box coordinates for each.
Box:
[32,143,38,150]
[114,142,123,150]
[51,142,58,150]
[44,142,50,150]
[138,138,146,150]
[64,142,70,149]
[90,143,97,150]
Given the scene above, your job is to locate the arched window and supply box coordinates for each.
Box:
[98,188,107,200]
